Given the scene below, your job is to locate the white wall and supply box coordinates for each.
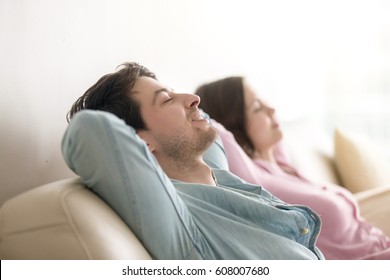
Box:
[0,0,388,205]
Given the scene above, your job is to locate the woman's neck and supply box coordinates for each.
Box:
[252,148,276,164]
[252,147,298,176]
[252,148,281,169]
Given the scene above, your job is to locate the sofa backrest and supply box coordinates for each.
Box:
[281,119,341,185]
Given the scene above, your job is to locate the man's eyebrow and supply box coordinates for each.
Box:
[152,88,171,105]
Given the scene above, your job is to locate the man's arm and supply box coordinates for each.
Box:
[61,110,205,259]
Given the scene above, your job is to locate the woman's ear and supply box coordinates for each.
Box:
[137,130,156,152]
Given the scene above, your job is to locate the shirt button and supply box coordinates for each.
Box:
[301,227,310,235]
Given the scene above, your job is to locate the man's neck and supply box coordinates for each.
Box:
[158,156,217,186]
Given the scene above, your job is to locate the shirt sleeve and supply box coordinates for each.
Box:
[61,110,204,259]
[211,120,263,183]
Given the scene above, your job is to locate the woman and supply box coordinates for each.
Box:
[195,76,390,260]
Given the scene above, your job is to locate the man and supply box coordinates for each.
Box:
[62,62,324,260]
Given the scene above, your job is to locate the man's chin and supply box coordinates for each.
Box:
[199,126,218,152]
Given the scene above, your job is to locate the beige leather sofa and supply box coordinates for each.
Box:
[1,120,389,260]
[0,178,152,260]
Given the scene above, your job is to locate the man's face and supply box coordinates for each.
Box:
[131,76,217,161]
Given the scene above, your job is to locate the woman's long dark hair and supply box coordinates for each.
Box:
[195,76,256,157]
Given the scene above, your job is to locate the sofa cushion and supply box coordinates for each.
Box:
[0,178,152,260]
[334,129,390,193]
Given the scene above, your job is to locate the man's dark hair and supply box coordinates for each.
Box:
[67,62,156,130]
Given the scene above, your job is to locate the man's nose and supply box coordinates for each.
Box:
[183,93,200,108]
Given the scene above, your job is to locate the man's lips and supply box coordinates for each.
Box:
[191,110,206,121]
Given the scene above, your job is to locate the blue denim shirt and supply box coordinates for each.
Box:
[61,110,324,260]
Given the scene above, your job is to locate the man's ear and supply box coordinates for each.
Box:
[137,130,156,152]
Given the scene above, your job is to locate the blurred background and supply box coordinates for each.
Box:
[1,0,389,204]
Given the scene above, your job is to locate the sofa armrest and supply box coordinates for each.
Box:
[355,186,390,237]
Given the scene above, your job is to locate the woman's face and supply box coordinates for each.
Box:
[243,81,282,153]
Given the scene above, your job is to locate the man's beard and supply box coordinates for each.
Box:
[157,126,217,167]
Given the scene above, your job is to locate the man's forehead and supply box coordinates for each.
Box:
[132,76,163,92]
[131,76,169,106]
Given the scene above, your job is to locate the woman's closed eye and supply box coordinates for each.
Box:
[253,100,263,112]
